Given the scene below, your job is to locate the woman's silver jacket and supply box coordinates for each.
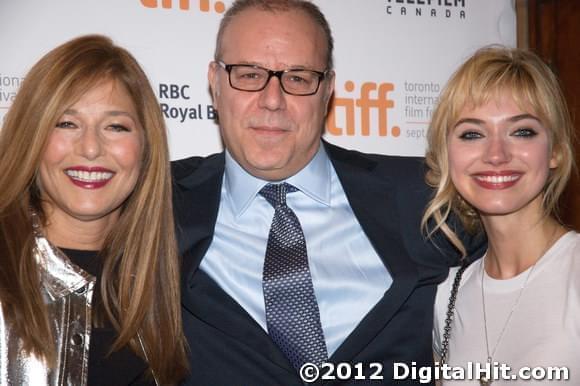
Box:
[0,235,95,385]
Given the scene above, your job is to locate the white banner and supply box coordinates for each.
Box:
[0,0,516,159]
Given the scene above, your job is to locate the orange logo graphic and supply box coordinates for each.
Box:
[327,81,400,137]
[141,0,225,13]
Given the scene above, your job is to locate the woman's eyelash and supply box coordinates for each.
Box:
[109,124,130,132]
[512,128,538,137]
[56,121,76,128]
[458,131,482,140]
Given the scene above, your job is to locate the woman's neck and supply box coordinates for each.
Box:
[481,212,566,279]
[41,208,119,250]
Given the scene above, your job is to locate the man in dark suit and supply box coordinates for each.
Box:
[173,1,480,384]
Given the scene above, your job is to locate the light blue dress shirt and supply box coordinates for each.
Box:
[200,143,392,355]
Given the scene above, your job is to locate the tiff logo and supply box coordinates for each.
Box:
[327,81,400,137]
[141,0,226,13]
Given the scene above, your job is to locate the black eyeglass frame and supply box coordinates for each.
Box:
[216,60,329,96]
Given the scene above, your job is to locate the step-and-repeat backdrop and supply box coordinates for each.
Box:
[0,0,516,159]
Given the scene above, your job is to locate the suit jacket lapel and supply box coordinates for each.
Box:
[173,153,224,281]
[176,143,420,370]
[324,142,419,363]
[174,154,296,373]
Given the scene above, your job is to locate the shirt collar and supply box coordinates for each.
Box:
[224,142,331,218]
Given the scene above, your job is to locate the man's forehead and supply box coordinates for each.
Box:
[224,8,318,37]
[219,8,327,67]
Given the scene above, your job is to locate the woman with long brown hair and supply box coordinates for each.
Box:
[0,35,188,385]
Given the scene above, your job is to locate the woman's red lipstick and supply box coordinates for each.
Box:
[64,166,115,189]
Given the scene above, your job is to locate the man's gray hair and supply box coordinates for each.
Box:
[214,0,334,70]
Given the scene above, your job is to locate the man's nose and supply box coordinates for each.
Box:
[257,75,287,111]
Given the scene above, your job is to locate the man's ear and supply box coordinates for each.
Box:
[322,70,335,115]
[208,61,220,109]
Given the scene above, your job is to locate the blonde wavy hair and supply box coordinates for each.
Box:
[422,46,575,257]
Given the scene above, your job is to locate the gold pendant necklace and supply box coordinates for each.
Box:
[479,377,492,386]
[480,260,537,385]
[480,227,561,385]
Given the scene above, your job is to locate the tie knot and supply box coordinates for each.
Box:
[259,182,298,208]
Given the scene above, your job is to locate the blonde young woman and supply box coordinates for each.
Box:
[423,47,578,384]
[0,35,188,385]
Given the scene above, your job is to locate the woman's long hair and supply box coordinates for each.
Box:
[422,46,576,256]
[0,35,188,383]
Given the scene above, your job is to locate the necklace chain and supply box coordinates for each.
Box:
[480,260,536,364]
[481,226,561,372]
[442,227,563,386]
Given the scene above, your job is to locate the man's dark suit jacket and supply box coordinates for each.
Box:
[172,141,480,385]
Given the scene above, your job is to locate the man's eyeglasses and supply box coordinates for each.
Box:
[216,61,328,96]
